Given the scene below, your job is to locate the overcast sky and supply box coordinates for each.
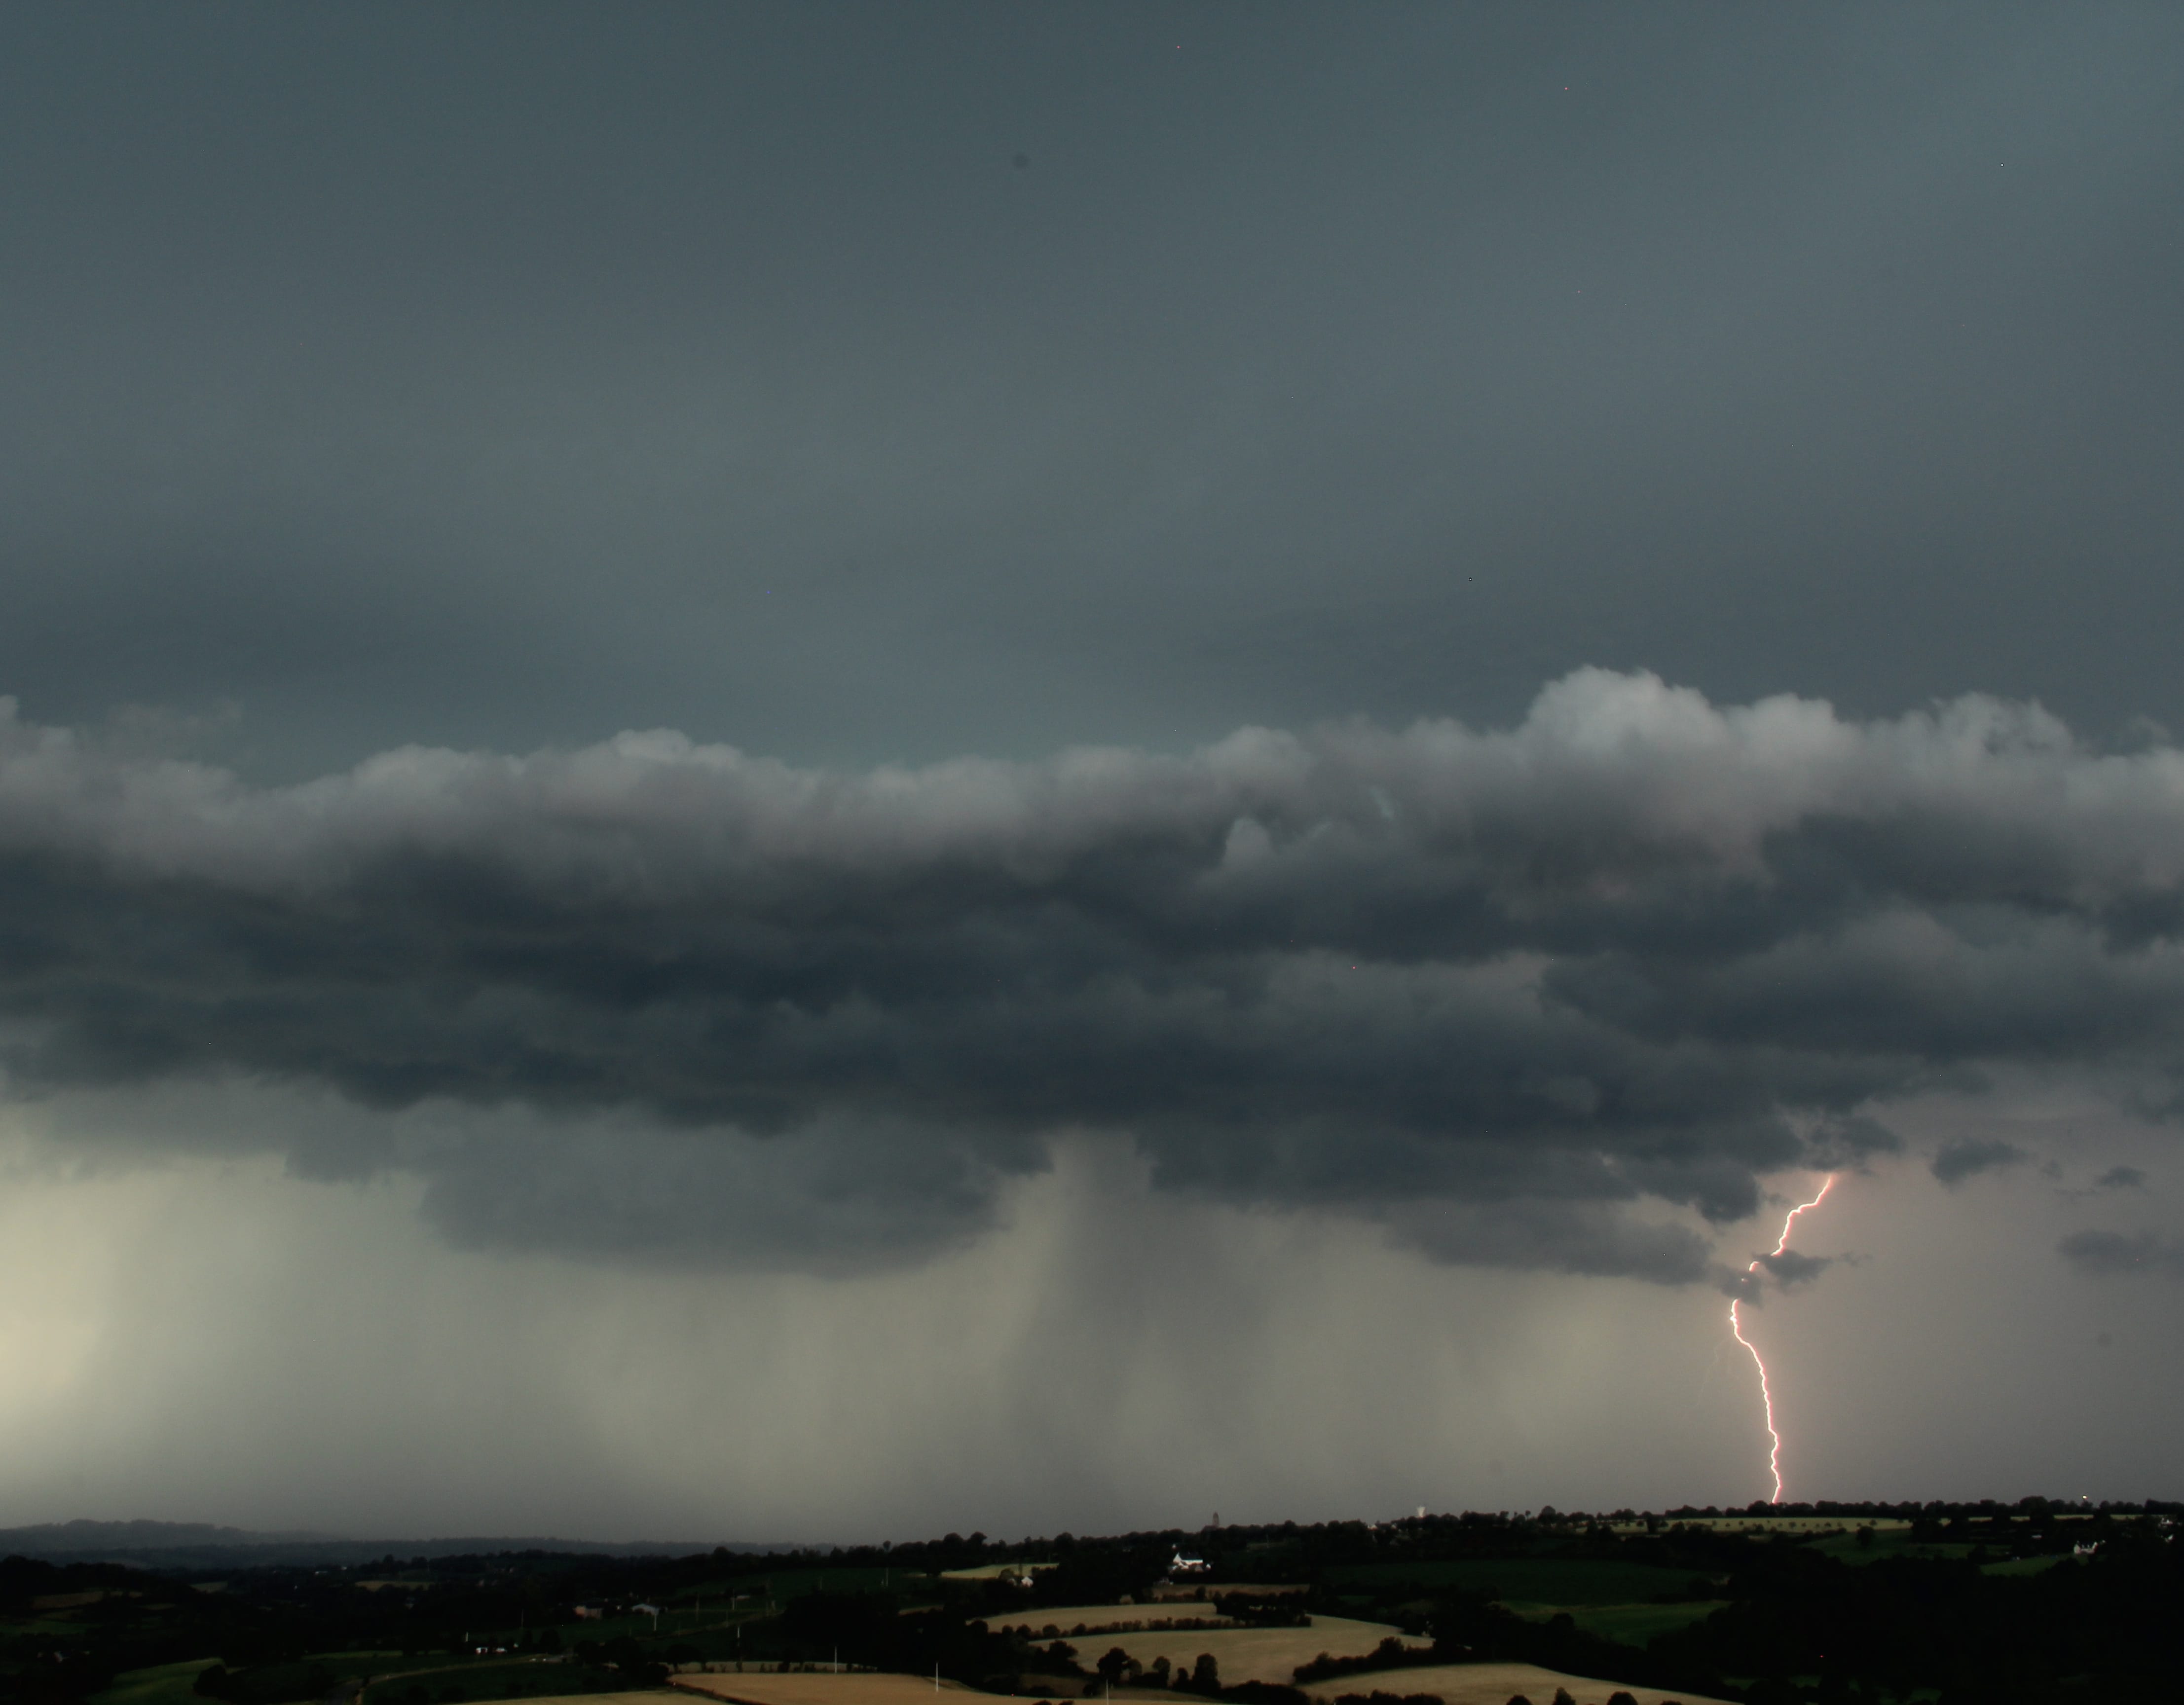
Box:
[2,1,2183,1543]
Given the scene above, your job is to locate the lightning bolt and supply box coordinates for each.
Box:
[1728,1175,1835,1504]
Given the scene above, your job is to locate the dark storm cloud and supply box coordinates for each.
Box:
[9,670,2184,1275]
[1931,1139,2031,1187]
[2094,1165,2147,1191]
[2057,1228,2184,1279]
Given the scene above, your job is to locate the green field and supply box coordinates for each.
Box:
[678,1567,924,1603]
[360,1657,605,1705]
[1978,1556,2069,1578]
[1326,1558,1704,1605]
[1809,1530,1968,1565]
[90,1659,223,1705]
[1806,1529,2069,1570]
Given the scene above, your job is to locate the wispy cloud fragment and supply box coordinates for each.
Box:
[2057,1228,2184,1278]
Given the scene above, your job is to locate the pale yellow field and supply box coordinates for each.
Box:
[1301,1662,1735,1705]
[982,1614,1427,1687]
[670,1672,979,1705]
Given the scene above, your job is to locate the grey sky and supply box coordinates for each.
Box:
[5,3,2183,775]
[2,2,2183,1537]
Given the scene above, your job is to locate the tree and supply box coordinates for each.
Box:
[1192,1654,1220,1693]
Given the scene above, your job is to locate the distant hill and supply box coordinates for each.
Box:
[0,1520,335,1552]
[0,1519,797,1569]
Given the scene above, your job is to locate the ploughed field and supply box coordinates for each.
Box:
[501,1673,1734,1705]
[981,1612,1430,1688]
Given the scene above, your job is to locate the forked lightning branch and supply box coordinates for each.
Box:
[1728,1176,1836,1504]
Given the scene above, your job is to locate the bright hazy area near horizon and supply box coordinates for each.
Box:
[1,0,2183,1544]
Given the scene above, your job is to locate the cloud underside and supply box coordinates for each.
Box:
[7,667,2184,1277]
